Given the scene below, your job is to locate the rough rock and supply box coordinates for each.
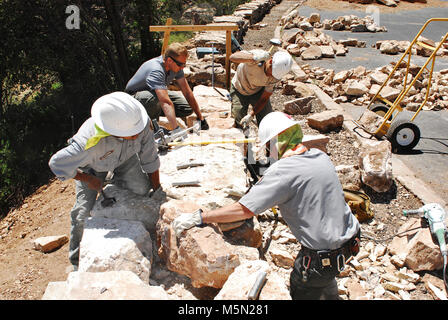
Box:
[214,260,291,300]
[283,96,314,115]
[389,218,446,271]
[156,200,240,288]
[358,139,393,193]
[306,110,344,133]
[223,218,263,248]
[33,235,68,253]
[344,81,369,96]
[302,134,330,153]
[301,45,322,60]
[79,217,153,283]
[42,271,169,300]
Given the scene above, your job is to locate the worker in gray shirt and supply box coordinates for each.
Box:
[49,92,162,270]
[172,112,361,300]
[125,42,209,133]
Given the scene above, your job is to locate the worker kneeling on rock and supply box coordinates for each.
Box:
[125,42,209,134]
[229,50,292,130]
[172,112,361,300]
[48,92,163,270]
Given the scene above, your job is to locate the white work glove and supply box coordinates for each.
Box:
[250,49,270,62]
[171,209,203,237]
[240,114,254,129]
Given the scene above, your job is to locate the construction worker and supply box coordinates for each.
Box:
[125,42,209,133]
[172,112,361,300]
[48,92,162,270]
[229,50,293,129]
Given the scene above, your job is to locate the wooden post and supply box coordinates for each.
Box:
[225,30,232,90]
[161,18,172,55]
[150,23,239,90]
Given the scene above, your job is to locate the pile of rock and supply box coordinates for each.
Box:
[279,13,372,60]
[181,0,281,88]
[336,0,427,7]
[281,11,386,33]
[290,62,448,111]
[190,0,281,53]
[375,36,448,57]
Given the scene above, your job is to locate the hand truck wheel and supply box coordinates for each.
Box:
[386,119,421,153]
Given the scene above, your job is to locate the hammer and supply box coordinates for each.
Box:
[100,189,116,208]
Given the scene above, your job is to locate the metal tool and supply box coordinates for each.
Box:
[248,271,267,300]
[172,180,201,187]
[153,119,201,150]
[403,203,447,290]
[353,18,448,153]
[100,189,116,208]
[176,162,204,170]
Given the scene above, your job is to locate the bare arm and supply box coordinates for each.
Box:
[176,77,204,120]
[148,169,161,190]
[154,89,178,130]
[74,170,102,191]
[202,202,255,224]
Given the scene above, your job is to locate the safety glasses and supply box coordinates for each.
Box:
[169,56,186,68]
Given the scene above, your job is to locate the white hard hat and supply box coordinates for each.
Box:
[271,51,293,80]
[258,112,299,146]
[91,92,149,137]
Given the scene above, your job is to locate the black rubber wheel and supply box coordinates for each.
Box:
[369,103,391,120]
[386,119,420,152]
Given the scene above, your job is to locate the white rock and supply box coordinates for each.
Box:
[79,217,153,283]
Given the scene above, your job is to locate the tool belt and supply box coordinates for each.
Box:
[300,231,361,275]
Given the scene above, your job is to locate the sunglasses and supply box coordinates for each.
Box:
[169,56,186,68]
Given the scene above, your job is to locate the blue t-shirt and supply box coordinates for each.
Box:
[125,56,184,94]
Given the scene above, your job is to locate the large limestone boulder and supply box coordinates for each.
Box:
[214,260,291,300]
[42,271,169,300]
[156,200,240,288]
[358,140,393,193]
[159,127,248,210]
[79,217,153,283]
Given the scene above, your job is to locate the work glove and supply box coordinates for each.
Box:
[149,185,166,202]
[171,209,203,237]
[239,114,254,130]
[250,49,270,62]
[200,118,209,130]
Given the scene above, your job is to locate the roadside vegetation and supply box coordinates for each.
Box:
[0,0,249,217]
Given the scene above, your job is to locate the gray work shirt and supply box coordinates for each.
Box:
[48,117,160,180]
[239,149,360,251]
[125,55,184,94]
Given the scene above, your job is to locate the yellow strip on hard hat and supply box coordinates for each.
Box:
[85,124,111,150]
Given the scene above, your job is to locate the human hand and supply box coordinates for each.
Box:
[171,209,203,237]
[239,114,254,129]
[250,49,270,62]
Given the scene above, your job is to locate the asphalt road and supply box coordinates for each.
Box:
[295,4,448,204]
